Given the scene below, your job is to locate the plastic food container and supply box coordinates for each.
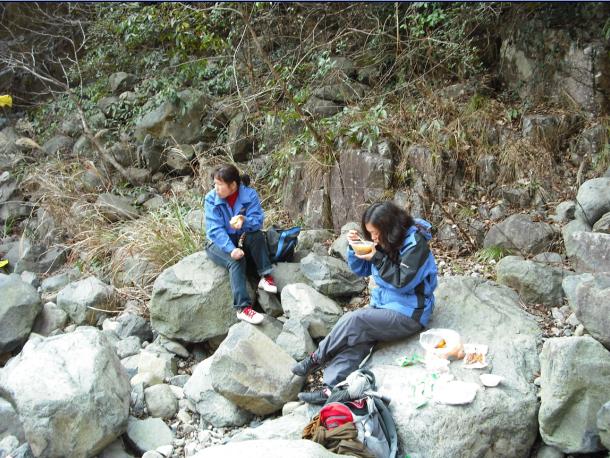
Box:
[350,240,375,255]
[480,374,503,387]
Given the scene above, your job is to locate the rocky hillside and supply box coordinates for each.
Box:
[0,3,609,458]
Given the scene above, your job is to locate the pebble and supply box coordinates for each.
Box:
[534,377,541,386]
[563,328,572,337]
[566,313,580,327]
[574,324,585,336]
[198,431,211,443]
[550,308,564,322]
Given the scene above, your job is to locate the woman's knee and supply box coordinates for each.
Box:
[228,257,246,271]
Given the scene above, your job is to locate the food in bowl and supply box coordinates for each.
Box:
[350,240,375,255]
[230,215,244,228]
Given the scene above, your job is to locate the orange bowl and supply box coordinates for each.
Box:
[351,241,374,255]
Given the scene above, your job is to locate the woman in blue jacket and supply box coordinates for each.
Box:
[204,164,277,325]
[293,201,438,403]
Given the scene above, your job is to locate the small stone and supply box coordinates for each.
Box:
[574,324,585,336]
[550,327,561,336]
[550,308,565,322]
[156,444,173,457]
[198,430,211,443]
[534,377,541,386]
[182,424,195,435]
[566,313,580,327]
[563,328,573,337]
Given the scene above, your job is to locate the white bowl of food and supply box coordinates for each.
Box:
[480,374,503,387]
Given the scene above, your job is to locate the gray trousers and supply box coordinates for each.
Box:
[314,307,422,387]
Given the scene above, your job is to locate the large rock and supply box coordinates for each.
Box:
[95,194,139,222]
[41,135,74,156]
[575,177,610,226]
[483,213,555,255]
[593,211,610,233]
[496,256,571,306]
[0,397,25,442]
[13,244,67,275]
[230,404,313,442]
[166,144,195,174]
[183,358,252,427]
[563,273,610,347]
[31,302,68,337]
[539,336,610,453]
[227,113,255,162]
[150,251,241,342]
[125,417,173,455]
[300,253,366,298]
[192,439,343,458]
[598,401,610,450]
[370,276,541,458]
[109,72,137,94]
[312,81,368,104]
[276,318,316,361]
[0,327,131,457]
[561,218,591,258]
[566,231,610,273]
[329,222,360,262]
[269,262,310,293]
[134,89,208,144]
[209,323,301,416]
[281,283,343,338]
[57,276,115,325]
[328,145,393,231]
[0,274,41,353]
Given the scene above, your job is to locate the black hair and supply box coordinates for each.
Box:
[211,164,251,187]
[361,201,415,263]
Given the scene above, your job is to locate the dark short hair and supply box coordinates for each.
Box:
[361,202,415,262]
[211,164,251,187]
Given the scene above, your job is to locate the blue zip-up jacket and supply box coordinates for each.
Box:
[204,184,265,254]
[347,219,438,326]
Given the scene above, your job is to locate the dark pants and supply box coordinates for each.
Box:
[314,307,423,387]
[206,230,273,309]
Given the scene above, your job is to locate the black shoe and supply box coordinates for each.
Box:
[298,389,329,405]
[291,354,320,377]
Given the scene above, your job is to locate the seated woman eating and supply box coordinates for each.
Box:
[204,164,277,325]
[292,201,438,403]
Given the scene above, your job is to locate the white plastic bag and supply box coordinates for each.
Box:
[434,380,479,405]
[419,328,464,360]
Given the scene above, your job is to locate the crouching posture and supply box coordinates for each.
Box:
[292,202,438,403]
[204,164,277,325]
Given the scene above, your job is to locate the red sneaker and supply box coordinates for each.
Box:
[258,275,277,294]
[236,306,264,325]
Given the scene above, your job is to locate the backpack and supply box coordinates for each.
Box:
[320,370,398,458]
[265,226,300,262]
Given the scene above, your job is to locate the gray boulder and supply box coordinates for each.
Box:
[276,318,316,361]
[166,144,195,174]
[563,273,610,348]
[371,276,541,458]
[125,417,173,456]
[329,222,360,262]
[552,200,576,223]
[312,81,368,104]
[566,231,610,273]
[57,276,115,325]
[183,208,205,233]
[0,274,41,353]
[281,283,343,338]
[539,336,610,453]
[31,302,68,337]
[210,323,301,416]
[115,336,141,359]
[135,89,208,144]
[561,218,591,258]
[114,313,153,342]
[227,113,255,162]
[257,290,283,317]
[144,384,178,419]
[98,96,120,117]
[109,72,137,94]
[111,247,156,288]
[95,194,139,222]
[574,177,610,226]
[13,244,67,275]
[598,401,610,450]
[269,262,310,293]
[42,135,74,156]
[483,214,555,255]
[192,440,342,458]
[150,251,241,342]
[0,397,25,442]
[0,327,131,457]
[496,256,571,306]
[302,96,342,117]
[300,253,366,298]
[532,252,563,266]
[230,404,313,442]
[183,358,252,427]
[592,211,610,233]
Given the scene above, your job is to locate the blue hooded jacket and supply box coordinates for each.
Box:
[347,218,438,326]
[204,184,265,253]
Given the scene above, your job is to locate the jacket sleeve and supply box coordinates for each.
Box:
[242,188,264,232]
[347,246,372,277]
[370,234,430,288]
[204,195,236,254]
